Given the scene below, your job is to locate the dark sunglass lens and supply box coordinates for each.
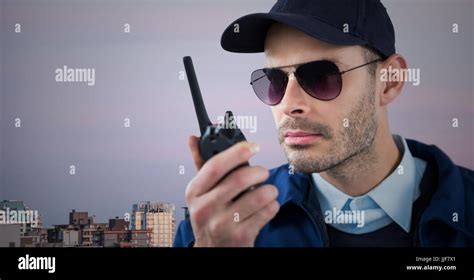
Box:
[251,69,287,105]
[297,61,342,100]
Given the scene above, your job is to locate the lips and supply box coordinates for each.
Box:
[284,130,322,146]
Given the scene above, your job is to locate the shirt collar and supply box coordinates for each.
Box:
[368,135,421,232]
[312,135,425,233]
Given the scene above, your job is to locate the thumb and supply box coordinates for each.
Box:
[188,135,205,171]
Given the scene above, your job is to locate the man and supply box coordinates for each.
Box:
[174,0,473,247]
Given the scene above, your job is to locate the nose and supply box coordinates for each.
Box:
[277,73,311,117]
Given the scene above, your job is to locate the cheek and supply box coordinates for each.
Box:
[316,104,343,131]
[329,74,366,117]
[339,77,359,104]
[307,95,343,127]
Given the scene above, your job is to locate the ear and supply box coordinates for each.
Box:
[378,54,407,106]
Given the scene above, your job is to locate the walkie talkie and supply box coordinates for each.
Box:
[183,56,247,162]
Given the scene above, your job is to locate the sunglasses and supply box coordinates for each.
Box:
[250,58,382,106]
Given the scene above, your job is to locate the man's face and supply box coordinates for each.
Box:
[265,24,380,173]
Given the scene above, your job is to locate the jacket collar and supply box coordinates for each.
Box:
[269,139,473,243]
[406,139,472,240]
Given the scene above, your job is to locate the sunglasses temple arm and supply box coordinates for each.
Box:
[339,58,383,75]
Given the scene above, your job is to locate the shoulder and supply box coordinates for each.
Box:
[173,218,194,247]
[458,165,474,186]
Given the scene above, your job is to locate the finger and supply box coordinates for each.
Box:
[239,200,280,235]
[226,184,278,221]
[188,141,260,198]
[189,166,269,217]
[188,135,205,171]
[209,167,270,205]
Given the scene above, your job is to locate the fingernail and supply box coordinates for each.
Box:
[248,143,260,155]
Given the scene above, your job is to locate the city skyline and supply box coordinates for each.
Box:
[1,0,472,232]
[0,199,181,247]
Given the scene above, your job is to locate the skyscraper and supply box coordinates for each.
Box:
[130,201,175,247]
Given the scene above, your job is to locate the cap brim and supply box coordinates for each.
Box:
[221,12,367,53]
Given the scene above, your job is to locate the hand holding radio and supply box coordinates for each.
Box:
[183,56,280,247]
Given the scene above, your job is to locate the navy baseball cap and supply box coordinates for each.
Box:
[221,0,395,58]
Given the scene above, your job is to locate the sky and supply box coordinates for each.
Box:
[0,0,472,229]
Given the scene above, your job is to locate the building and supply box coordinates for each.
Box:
[0,200,43,236]
[20,228,48,247]
[69,209,88,226]
[109,217,129,231]
[131,201,176,247]
[0,205,160,247]
[100,217,132,247]
[79,222,108,247]
[62,229,80,247]
[47,224,79,247]
[46,210,152,247]
[0,200,44,247]
[48,210,107,247]
[0,224,21,247]
[101,230,128,247]
[100,228,152,248]
[128,229,152,247]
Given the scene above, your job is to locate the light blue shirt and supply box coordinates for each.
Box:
[312,135,427,234]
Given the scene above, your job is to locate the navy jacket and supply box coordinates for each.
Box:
[174,139,474,247]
